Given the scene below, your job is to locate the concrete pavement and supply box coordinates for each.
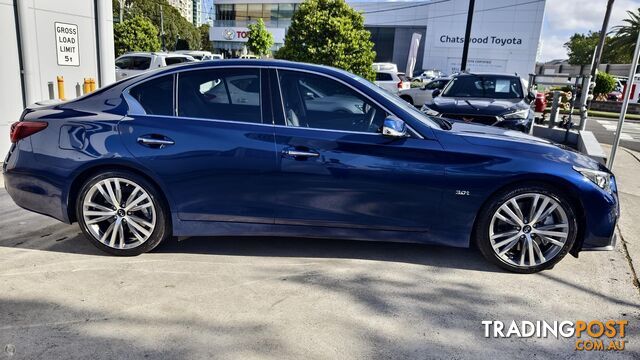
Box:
[606,144,640,289]
[1,148,639,358]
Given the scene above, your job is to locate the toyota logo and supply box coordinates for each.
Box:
[223,29,235,40]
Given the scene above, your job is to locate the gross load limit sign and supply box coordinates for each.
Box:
[55,22,79,66]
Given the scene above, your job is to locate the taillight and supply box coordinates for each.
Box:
[10,121,48,143]
[397,81,403,89]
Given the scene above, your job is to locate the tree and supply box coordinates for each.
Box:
[247,19,274,58]
[593,71,617,97]
[275,0,376,81]
[564,31,629,65]
[113,16,161,57]
[198,24,213,52]
[113,0,201,51]
[610,8,640,62]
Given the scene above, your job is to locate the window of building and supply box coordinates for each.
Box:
[278,70,387,133]
[129,75,174,116]
[177,68,262,123]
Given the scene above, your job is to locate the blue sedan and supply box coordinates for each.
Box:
[3,60,618,273]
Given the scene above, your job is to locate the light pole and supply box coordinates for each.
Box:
[460,0,475,72]
[607,33,640,169]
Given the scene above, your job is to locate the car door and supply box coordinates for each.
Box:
[271,68,445,231]
[119,67,278,224]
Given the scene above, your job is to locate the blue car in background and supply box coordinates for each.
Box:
[421,73,535,133]
[3,60,618,273]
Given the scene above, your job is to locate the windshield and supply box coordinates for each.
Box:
[442,75,523,99]
[348,70,450,130]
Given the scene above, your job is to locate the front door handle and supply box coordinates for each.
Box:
[137,136,175,148]
[282,149,319,158]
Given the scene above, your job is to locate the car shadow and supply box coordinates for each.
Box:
[154,235,501,273]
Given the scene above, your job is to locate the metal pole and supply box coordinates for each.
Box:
[591,0,615,80]
[578,46,598,130]
[16,0,38,105]
[119,0,124,23]
[160,4,166,51]
[460,0,475,71]
[608,33,640,169]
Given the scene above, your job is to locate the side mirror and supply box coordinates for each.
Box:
[382,116,408,138]
[432,89,441,97]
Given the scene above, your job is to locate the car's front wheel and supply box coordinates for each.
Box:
[76,170,169,256]
[475,184,578,273]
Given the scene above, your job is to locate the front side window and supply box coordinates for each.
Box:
[177,68,261,123]
[115,57,132,70]
[278,70,387,133]
[128,75,174,116]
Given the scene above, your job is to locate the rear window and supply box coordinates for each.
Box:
[129,75,174,116]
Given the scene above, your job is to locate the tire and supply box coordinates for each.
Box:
[475,184,578,273]
[400,95,413,106]
[76,170,170,256]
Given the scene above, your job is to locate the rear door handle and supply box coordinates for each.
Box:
[282,149,319,158]
[137,136,175,148]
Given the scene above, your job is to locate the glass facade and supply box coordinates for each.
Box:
[214,3,300,28]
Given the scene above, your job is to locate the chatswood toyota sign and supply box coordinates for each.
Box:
[435,32,529,49]
[210,26,285,44]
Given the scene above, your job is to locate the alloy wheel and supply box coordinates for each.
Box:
[81,177,156,250]
[489,193,569,268]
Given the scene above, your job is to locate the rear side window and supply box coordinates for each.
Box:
[131,56,151,70]
[376,72,392,81]
[165,57,192,66]
[177,68,261,123]
[128,75,174,116]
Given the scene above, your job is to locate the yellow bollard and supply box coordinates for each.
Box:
[89,78,96,92]
[56,76,65,100]
[83,78,90,94]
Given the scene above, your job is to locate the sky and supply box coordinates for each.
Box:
[540,0,640,61]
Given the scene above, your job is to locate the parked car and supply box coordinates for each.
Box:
[4,60,618,273]
[172,50,223,61]
[238,54,259,59]
[399,77,450,107]
[114,52,195,80]
[421,73,534,133]
[415,69,445,83]
[375,71,410,94]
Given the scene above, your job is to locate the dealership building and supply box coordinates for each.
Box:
[210,0,546,76]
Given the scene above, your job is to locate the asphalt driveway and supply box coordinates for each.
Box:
[0,186,639,359]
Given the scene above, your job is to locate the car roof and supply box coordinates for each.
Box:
[455,72,521,78]
[123,59,360,83]
[118,52,194,58]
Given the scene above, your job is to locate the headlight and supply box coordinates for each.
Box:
[502,109,530,120]
[573,166,613,193]
[421,105,441,116]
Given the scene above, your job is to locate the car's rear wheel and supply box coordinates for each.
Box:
[475,184,577,273]
[400,95,413,106]
[76,170,169,256]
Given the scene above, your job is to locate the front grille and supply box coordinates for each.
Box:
[441,113,498,126]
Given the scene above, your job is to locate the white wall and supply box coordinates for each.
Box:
[0,0,114,158]
[354,0,546,76]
